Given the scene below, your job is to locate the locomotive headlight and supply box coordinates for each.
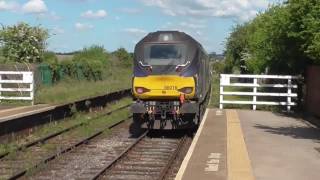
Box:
[135,87,150,94]
[178,87,193,94]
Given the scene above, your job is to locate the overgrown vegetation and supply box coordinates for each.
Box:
[0,22,48,63]
[35,46,132,104]
[225,0,320,75]
[35,68,131,104]
[0,97,132,155]
[0,22,133,105]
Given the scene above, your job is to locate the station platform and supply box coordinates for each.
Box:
[0,104,54,123]
[176,109,320,180]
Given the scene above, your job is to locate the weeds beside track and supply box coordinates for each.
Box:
[0,105,132,179]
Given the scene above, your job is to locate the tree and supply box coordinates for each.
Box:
[225,1,320,75]
[286,0,320,63]
[113,47,133,67]
[225,23,251,73]
[72,45,109,81]
[0,22,49,63]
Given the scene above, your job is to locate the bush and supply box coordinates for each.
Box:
[53,45,110,81]
[40,46,133,84]
[112,47,133,67]
[225,1,320,76]
[0,22,48,63]
[42,51,59,81]
[212,61,226,75]
[73,45,109,64]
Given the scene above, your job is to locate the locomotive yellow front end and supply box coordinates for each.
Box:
[133,75,195,100]
[131,31,210,129]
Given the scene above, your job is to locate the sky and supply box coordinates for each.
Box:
[0,0,281,53]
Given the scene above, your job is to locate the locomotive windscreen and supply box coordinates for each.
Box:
[144,44,187,65]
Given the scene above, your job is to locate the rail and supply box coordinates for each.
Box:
[219,74,301,111]
[4,115,132,180]
[0,71,34,105]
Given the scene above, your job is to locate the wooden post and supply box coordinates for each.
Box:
[30,72,34,106]
[219,75,224,109]
[220,86,224,109]
[287,79,292,111]
[253,78,258,110]
[0,74,2,103]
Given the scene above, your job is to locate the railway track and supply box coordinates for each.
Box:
[1,103,193,180]
[23,130,190,180]
[0,105,132,180]
[94,132,189,180]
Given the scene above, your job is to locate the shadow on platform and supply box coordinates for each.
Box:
[254,124,320,143]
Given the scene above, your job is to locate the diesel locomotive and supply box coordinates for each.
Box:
[131,31,211,129]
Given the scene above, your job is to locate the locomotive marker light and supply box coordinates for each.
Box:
[135,87,150,94]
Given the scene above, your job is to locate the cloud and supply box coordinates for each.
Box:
[124,28,147,37]
[48,11,62,20]
[81,10,107,19]
[0,1,19,11]
[22,0,47,14]
[119,8,142,14]
[36,11,62,21]
[141,0,270,21]
[179,22,206,29]
[75,23,94,31]
[52,26,65,34]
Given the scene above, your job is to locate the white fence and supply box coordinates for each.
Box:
[0,71,34,105]
[219,74,301,111]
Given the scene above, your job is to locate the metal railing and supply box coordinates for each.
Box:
[219,74,301,111]
[0,71,34,105]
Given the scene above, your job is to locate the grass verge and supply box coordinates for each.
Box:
[35,68,131,104]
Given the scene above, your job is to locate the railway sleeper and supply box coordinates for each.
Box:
[135,145,177,149]
[125,156,169,161]
[129,151,173,156]
[112,165,163,171]
[120,161,167,166]
[126,155,170,160]
[106,174,154,180]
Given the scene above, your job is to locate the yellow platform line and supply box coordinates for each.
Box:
[227,110,255,180]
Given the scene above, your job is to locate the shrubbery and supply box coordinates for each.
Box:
[112,47,133,67]
[0,22,133,84]
[225,0,320,75]
[45,46,133,83]
[0,22,48,63]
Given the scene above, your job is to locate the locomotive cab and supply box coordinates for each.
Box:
[131,31,210,129]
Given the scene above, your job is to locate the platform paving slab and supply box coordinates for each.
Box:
[176,109,227,180]
[238,110,320,180]
[0,104,54,123]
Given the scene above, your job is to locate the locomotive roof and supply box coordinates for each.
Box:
[136,31,202,48]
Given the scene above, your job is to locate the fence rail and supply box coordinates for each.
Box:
[0,71,34,105]
[219,74,301,111]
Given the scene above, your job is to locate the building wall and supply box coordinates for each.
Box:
[306,66,320,117]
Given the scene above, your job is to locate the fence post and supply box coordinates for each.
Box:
[0,74,2,103]
[287,79,292,111]
[253,78,258,110]
[30,73,34,106]
[219,75,224,109]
